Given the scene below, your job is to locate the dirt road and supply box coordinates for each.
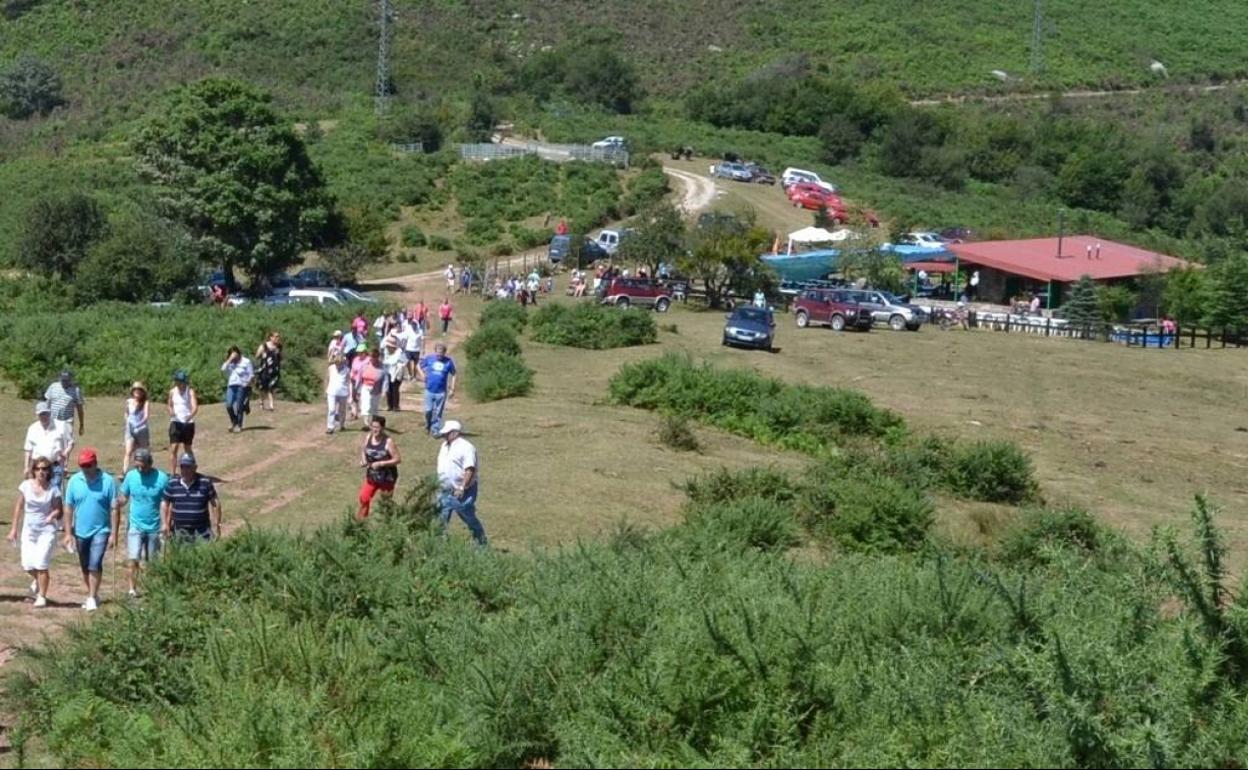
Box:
[663,166,720,215]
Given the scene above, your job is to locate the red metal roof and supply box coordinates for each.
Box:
[905,260,957,273]
[948,236,1191,282]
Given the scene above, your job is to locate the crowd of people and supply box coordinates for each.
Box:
[7,296,486,613]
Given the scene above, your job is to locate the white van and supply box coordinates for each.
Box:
[781,167,837,194]
[595,228,635,256]
[287,288,346,305]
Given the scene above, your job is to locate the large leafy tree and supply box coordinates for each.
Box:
[132,78,336,288]
[678,216,773,309]
[17,191,108,280]
[0,54,64,119]
[616,203,685,278]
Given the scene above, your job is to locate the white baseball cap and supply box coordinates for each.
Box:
[436,420,463,436]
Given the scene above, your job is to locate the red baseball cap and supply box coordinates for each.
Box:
[78,447,98,467]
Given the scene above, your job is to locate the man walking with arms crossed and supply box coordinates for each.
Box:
[161,454,222,544]
[44,369,85,441]
[435,420,486,546]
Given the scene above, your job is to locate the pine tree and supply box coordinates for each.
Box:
[1061,274,1101,334]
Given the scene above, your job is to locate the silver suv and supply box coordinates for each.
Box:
[844,289,927,331]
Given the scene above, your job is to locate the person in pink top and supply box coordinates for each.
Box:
[439,297,453,335]
[351,311,368,338]
[412,299,428,333]
[349,342,369,421]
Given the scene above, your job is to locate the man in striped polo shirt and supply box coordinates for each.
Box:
[44,369,85,440]
[160,453,221,542]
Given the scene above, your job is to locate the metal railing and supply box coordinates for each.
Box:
[457,142,629,167]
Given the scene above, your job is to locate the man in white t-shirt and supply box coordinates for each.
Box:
[24,401,72,489]
[401,318,424,380]
[435,420,485,546]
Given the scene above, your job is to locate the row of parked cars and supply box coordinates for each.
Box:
[721,287,930,353]
[199,267,380,307]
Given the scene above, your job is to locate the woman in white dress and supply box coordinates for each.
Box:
[6,456,63,608]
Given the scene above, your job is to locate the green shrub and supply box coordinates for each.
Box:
[530,303,657,349]
[462,322,522,362]
[798,466,934,553]
[479,301,528,332]
[657,414,699,452]
[0,303,332,403]
[401,225,426,248]
[683,496,800,552]
[508,224,552,250]
[465,351,533,402]
[608,354,903,452]
[998,507,1126,567]
[945,440,1039,504]
[683,466,796,507]
[427,235,453,251]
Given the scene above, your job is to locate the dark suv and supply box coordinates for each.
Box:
[598,277,673,312]
[793,289,873,331]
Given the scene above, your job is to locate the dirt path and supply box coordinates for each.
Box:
[662,167,720,215]
[910,78,1248,107]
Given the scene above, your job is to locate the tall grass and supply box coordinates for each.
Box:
[9,488,1248,767]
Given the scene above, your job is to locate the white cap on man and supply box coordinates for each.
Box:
[436,420,463,437]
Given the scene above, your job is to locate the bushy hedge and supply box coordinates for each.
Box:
[478,301,528,333]
[945,440,1040,504]
[530,303,657,350]
[609,354,902,452]
[798,464,935,553]
[13,490,1248,767]
[462,322,522,362]
[465,350,534,402]
[0,303,337,403]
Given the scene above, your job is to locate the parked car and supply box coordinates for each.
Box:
[792,289,873,331]
[901,232,946,249]
[594,228,635,256]
[291,267,338,288]
[267,272,296,293]
[843,289,928,331]
[550,234,611,266]
[592,136,626,149]
[287,288,346,306]
[260,295,298,307]
[336,287,380,304]
[598,277,673,312]
[744,164,776,185]
[787,182,842,204]
[781,167,837,194]
[709,161,754,182]
[790,187,846,214]
[722,306,776,350]
[939,227,975,243]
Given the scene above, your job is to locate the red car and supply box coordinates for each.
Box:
[597,277,673,312]
[787,183,844,212]
[792,289,873,331]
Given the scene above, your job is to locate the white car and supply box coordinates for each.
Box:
[592,136,626,150]
[287,288,346,305]
[781,167,837,194]
[902,232,946,249]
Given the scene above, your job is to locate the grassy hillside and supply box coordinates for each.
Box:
[2,0,1246,133]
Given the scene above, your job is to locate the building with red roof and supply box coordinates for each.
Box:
[947,235,1193,307]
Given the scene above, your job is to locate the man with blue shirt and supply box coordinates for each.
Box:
[62,447,119,612]
[118,448,167,598]
[418,342,457,436]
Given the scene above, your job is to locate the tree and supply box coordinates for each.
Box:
[17,192,108,280]
[0,54,64,119]
[377,105,443,152]
[76,213,200,303]
[818,116,866,164]
[561,45,642,114]
[678,218,772,309]
[1205,252,1248,330]
[131,78,336,289]
[839,249,906,294]
[813,204,834,230]
[318,244,375,285]
[1061,275,1102,333]
[1096,284,1137,323]
[1162,267,1210,325]
[616,203,685,278]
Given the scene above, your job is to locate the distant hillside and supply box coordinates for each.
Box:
[1,0,1246,129]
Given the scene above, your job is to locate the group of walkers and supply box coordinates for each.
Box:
[9,370,222,611]
[326,301,483,547]
[6,294,489,614]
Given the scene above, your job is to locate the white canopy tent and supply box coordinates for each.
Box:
[784,226,860,254]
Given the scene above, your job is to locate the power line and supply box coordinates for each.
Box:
[375,0,394,114]
[1029,0,1044,74]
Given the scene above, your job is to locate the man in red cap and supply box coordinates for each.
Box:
[62,447,119,612]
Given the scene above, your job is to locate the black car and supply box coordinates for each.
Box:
[722,306,776,351]
[292,268,339,288]
[745,164,776,185]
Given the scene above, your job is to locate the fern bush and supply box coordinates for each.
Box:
[530,303,657,349]
[465,350,533,402]
[462,322,522,362]
[945,440,1039,504]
